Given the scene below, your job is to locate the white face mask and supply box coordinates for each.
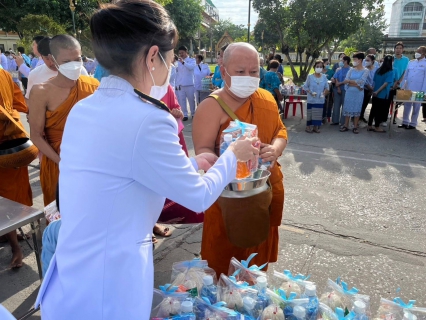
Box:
[352,61,359,67]
[415,53,422,59]
[365,61,371,67]
[225,69,259,98]
[148,52,170,100]
[315,67,323,74]
[52,55,82,80]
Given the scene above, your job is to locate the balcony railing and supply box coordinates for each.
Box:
[403,11,423,17]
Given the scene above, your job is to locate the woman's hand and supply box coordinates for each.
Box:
[228,137,259,162]
[171,108,183,119]
[194,153,218,171]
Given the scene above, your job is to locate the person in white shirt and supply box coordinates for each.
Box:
[194,54,211,103]
[34,1,258,318]
[15,36,45,78]
[170,54,178,90]
[363,48,380,68]
[176,45,196,121]
[24,37,88,103]
[4,51,19,84]
[0,48,7,70]
[83,56,97,74]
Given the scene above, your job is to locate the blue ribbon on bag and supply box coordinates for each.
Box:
[278,289,298,301]
[335,308,356,320]
[241,253,268,272]
[201,297,239,315]
[178,258,203,269]
[393,297,416,309]
[223,119,247,137]
[159,284,179,293]
[283,270,311,282]
[336,277,359,295]
[229,274,250,289]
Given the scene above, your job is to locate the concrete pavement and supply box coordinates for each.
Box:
[1,106,425,318]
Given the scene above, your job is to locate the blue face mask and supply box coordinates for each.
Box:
[339,61,344,67]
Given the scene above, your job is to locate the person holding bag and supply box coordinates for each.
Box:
[193,42,288,277]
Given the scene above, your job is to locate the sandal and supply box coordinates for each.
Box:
[313,126,321,133]
[153,225,172,237]
[374,129,386,133]
[353,127,359,134]
[340,126,349,132]
[305,128,313,133]
[367,127,375,132]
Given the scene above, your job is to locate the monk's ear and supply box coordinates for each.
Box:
[220,64,226,79]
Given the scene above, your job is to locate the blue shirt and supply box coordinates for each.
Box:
[333,66,350,91]
[365,66,378,89]
[393,55,410,84]
[212,65,222,87]
[373,70,394,99]
[93,64,110,82]
[303,73,329,104]
[31,57,39,69]
[277,64,284,75]
[263,71,281,96]
[259,67,267,88]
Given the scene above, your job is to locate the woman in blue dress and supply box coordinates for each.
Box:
[340,52,370,134]
[303,60,330,133]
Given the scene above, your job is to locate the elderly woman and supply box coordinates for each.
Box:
[34,1,258,319]
[263,59,284,109]
[340,52,369,134]
[303,60,329,133]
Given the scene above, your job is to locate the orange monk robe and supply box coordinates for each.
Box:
[201,89,288,277]
[40,76,99,206]
[0,70,32,206]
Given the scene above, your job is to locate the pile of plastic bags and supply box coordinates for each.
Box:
[151,254,425,320]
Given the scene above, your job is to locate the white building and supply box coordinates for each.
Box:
[389,0,426,37]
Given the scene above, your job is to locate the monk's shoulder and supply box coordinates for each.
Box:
[253,89,280,112]
[0,69,14,89]
[78,75,100,92]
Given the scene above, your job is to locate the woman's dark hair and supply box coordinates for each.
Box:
[377,55,393,76]
[269,59,279,69]
[353,52,365,60]
[314,60,324,68]
[342,56,351,64]
[90,0,178,76]
[366,54,375,61]
[196,54,204,61]
[274,54,283,63]
[394,42,404,49]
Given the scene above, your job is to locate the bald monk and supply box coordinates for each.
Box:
[29,35,99,206]
[193,43,288,276]
[0,69,33,268]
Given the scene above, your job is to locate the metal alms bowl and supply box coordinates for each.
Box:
[224,169,271,192]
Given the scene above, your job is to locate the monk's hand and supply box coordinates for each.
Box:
[194,153,218,171]
[171,108,183,119]
[228,137,259,162]
[260,142,279,168]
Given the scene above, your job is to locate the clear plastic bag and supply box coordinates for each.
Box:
[271,270,313,298]
[44,200,60,222]
[228,253,268,286]
[217,273,258,312]
[319,279,370,318]
[261,304,285,320]
[318,302,339,320]
[375,298,426,320]
[281,295,309,319]
[170,259,217,298]
[193,297,242,319]
[220,120,260,179]
[151,285,191,318]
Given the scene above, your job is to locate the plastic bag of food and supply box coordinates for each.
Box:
[228,253,268,286]
[171,259,217,298]
[44,200,60,222]
[217,273,258,312]
[319,278,370,317]
[318,302,339,320]
[151,284,191,318]
[193,297,242,319]
[277,290,309,320]
[261,304,285,320]
[271,270,312,298]
[375,298,426,320]
[220,120,260,179]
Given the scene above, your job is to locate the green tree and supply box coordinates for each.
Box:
[165,0,203,40]
[252,0,385,81]
[254,19,280,55]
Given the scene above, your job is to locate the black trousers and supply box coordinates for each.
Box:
[385,88,398,123]
[360,89,372,119]
[369,97,388,127]
[21,77,28,90]
[422,103,426,119]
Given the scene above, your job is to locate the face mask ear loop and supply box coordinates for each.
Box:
[50,54,60,70]
[146,62,156,87]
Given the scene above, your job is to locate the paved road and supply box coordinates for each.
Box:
[1,107,425,318]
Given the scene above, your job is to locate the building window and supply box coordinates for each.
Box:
[404,2,423,12]
[423,23,426,29]
[401,23,420,30]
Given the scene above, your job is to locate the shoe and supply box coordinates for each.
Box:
[182,117,188,121]
[393,121,397,125]
[406,125,416,130]
[360,117,367,123]
[381,122,387,127]
[398,124,408,129]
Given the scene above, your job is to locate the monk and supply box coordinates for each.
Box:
[29,35,99,206]
[193,43,288,276]
[0,69,33,268]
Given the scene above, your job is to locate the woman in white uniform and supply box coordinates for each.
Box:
[35,0,258,318]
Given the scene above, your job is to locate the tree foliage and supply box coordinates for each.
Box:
[254,19,280,54]
[252,0,385,81]
[165,0,203,40]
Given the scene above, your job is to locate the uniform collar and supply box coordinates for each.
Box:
[98,75,137,96]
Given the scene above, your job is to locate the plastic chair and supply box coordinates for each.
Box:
[284,95,304,119]
[0,305,16,320]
